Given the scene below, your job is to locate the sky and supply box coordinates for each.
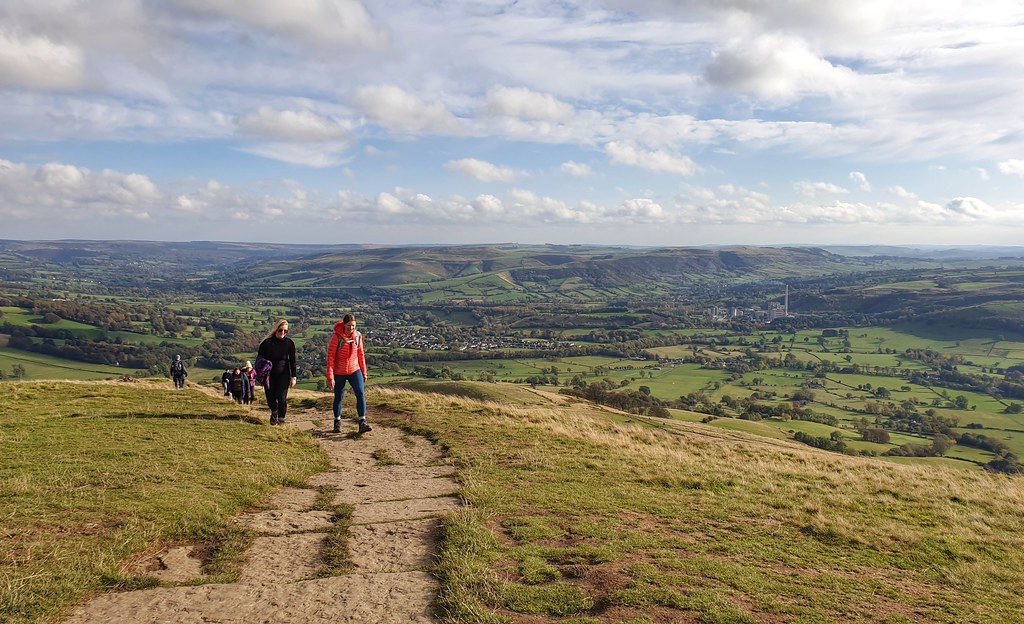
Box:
[2,0,1024,247]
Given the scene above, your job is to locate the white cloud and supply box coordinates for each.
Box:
[888,186,918,200]
[4,155,1024,244]
[849,171,871,191]
[237,141,351,168]
[704,33,855,103]
[375,191,413,215]
[237,107,349,141]
[617,198,667,222]
[473,194,505,216]
[0,0,158,91]
[506,188,594,223]
[352,85,461,134]
[4,2,1024,245]
[0,159,160,220]
[559,161,592,177]
[946,196,995,219]
[484,86,574,122]
[0,31,86,90]
[605,142,697,175]
[445,158,522,183]
[794,181,849,198]
[665,181,1013,227]
[997,159,1024,176]
[176,195,201,213]
[170,0,388,52]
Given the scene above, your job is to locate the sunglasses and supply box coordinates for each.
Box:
[277,328,289,334]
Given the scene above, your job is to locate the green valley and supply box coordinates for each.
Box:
[4,239,1024,472]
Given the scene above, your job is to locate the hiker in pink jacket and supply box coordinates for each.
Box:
[326,314,369,434]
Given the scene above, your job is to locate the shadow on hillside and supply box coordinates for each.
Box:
[894,322,1024,342]
[66,412,266,425]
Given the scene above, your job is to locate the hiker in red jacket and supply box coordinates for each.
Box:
[326,314,369,434]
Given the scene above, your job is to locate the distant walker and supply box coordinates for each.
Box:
[170,355,187,389]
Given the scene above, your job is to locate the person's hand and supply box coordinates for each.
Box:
[290,377,296,388]
[327,377,334,390]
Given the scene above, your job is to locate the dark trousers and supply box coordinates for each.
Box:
[265,375,290,420]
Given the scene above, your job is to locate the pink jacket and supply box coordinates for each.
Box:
[326,322,367,380]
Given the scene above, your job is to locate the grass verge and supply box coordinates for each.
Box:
[0,380,327,623]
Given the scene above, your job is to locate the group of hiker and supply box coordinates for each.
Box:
[169,314,369,434]
[221,362,257,404]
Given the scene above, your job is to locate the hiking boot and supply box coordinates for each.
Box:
[333,420,341,434]
[358,421,372,434]
[270,412,278,426]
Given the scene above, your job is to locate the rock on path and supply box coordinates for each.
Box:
[64,410,460,624]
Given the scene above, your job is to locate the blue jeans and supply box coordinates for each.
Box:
[333,371,366,422]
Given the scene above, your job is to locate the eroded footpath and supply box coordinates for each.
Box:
[64,408,460,624]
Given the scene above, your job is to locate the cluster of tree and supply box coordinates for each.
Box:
[794,431,847,453]
[882,434,953,457]
[4,325,263,376]
[957,431,1011,455]
[0,364,27,379]
[986,451,1024,474]
[903,366,1024,402]
[7,332,147,367]
[882,409,959,436]
[859,428,890,443]
[30,299,150,332]
[410,365,465,380]
[561,380,672,418]
[901,348,966,368]
[1,322,81,341]
[738,401,838,425]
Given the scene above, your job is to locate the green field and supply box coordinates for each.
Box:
[0,343,132,380]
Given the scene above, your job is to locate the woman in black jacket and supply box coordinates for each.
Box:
[229,367,247,403]
[257,319,296,425]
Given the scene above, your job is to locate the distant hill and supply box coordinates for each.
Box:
[232,244,897,298]
[821,244,1024,260]
[5,239,1024,306]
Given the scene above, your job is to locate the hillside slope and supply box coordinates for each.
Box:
[5,380,1024,622]
[236,245,890,302]
[377,383,1024,623]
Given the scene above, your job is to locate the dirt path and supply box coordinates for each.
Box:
[64,402,460,623]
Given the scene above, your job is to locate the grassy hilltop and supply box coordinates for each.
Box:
[4,380,1024,623]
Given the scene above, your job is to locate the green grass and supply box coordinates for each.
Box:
[375,385,1024,623]
[0,381,327,623]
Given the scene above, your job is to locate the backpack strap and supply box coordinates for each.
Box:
[336,331,361,349]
